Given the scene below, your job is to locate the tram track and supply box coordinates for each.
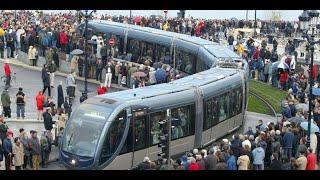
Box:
[249,91,278,119]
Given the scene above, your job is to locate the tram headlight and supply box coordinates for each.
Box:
[71,159,76,165]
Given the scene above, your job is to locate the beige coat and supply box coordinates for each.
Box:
[28,47,36,60]
[70,56,78,70]
[296,155,307,170]
[237,155,250,170]
[12,143,24,167]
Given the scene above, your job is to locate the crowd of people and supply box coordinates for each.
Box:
[135,118,318,170]
[0,110,67,170]
[0,11,305,91]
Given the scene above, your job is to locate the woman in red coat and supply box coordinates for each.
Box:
[35,91,45,120]
[279,70,288,90]
[188,157,200,170]
[306,148,317,170]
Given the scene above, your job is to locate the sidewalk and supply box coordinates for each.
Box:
[0,57,128,91]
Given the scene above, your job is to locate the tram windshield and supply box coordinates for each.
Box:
[62,104,113,158]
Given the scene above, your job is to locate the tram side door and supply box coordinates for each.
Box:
[130,106,150,167]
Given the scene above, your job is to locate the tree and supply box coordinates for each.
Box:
[265,10,282,21]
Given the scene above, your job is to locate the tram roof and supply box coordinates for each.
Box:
[97,68,239,103]
[89,20,217,46]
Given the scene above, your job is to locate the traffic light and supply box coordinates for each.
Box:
[157,119,169,158]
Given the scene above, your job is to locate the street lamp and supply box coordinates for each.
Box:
[254,10,257,38]
[299,10,320,147]
[78,10,96,103]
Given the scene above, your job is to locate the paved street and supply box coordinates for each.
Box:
[0,61,120,120]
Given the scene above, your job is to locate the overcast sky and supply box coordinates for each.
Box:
[42,10,305,21]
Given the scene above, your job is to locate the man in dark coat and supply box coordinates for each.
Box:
[230,135,242,159]
[42,70,51,97]
[3,132,13,170]
[57,81,64,109]
[204,148,218,170]
[43,108,55,131]
[52,48,59,69]
[268,153,282,170]
[283,128,295,159]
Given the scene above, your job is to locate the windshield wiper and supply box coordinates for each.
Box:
[67,133,74,150]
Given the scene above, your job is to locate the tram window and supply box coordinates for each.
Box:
[99,110,127,165]
[204,98,218,130]
[175,48,195,74]
[237,87,243,114]
[133,116,148,151]
[217,93,230,122]
[171,104,195,140]
[127,38,140,62]
[150,111,167,145]
[196,58,209,73]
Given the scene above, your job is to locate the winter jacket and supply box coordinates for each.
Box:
[36,93,45,109]
[204,154,218,170]
[29,137,41,155]
[227,155,237,170]
[4,63,11,76]
[230,139,242,158]
[0,123,8,141]
[43,72,50,87]
[1,90,11,107]
[237,155,250,170]
[283,131,295,148]
[3,138,12,155]
[268,159,282,170]
[66,74,76,87]
[296,155,307,170]
[252,147,265,165]
[20,136,30,156]
[16,91,25,106]
[59,31,68,45]
[43,111,54,131]
[306,153,317,170]
[189,162,200,170]
[57,85,64,107]
[12,143,24,166]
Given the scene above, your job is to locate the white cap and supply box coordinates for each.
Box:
[276,130,281,135]
[193,148,199,155]
[143,156,150,163]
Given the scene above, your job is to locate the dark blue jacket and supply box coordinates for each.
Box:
[283,132,294,148]
[230,139,241,158]
[282,107,292,119]
[3,138,12,155]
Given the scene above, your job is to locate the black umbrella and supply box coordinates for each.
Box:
[288,116,306,124]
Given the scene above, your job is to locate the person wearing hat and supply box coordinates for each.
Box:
[29,130,41,170]
[3,59,11,87]
[1,87,11,118]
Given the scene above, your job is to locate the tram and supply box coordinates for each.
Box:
[60,20,249,170]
